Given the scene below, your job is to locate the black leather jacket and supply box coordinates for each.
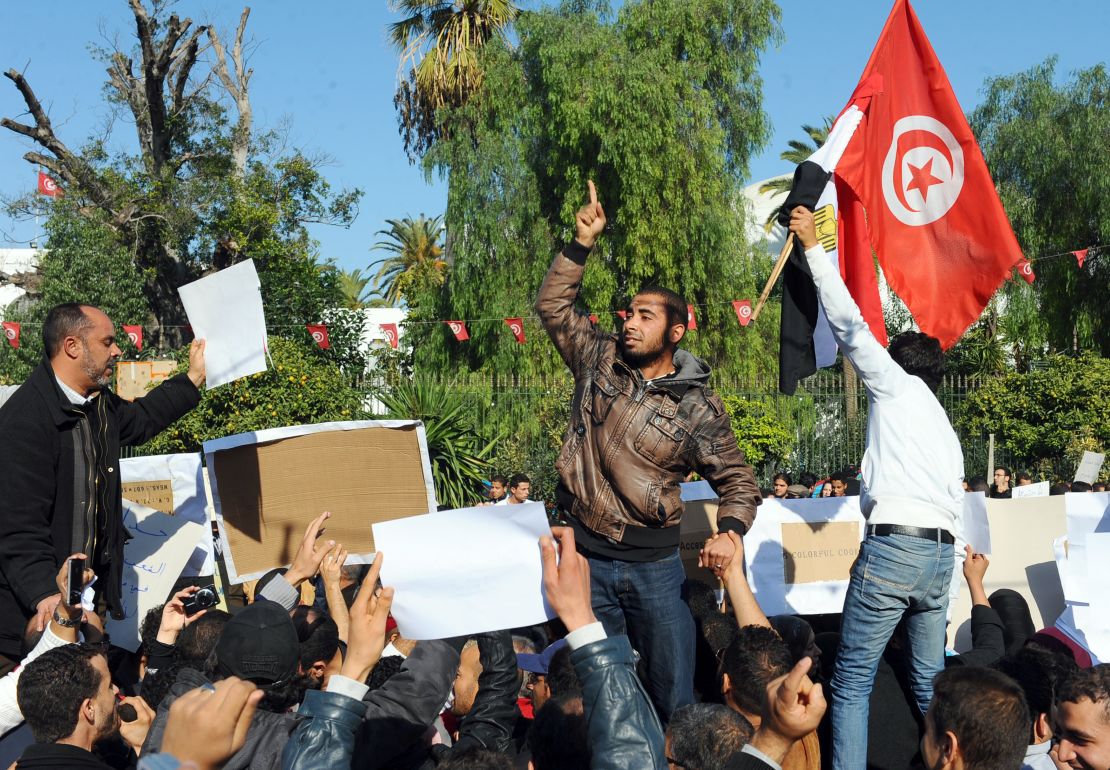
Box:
[571,633,667,770]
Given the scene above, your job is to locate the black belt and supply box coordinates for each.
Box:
[866,524,954,545]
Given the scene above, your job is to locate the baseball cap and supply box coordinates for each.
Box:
[215,600,299,685]
[786,484,811,498]
[516,638,567,675]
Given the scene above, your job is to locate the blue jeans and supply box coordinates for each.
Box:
[830,533,954,770]
[587,550,695,721]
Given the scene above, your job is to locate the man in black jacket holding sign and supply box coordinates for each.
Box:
[0,303,205,667]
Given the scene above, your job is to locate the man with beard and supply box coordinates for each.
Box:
[535,181,761,720]
[0,303,205,668]
[15,644,154,768]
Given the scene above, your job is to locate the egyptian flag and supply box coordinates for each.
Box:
[778,104,886,395]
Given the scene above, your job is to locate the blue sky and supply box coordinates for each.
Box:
[1,1,1105,272]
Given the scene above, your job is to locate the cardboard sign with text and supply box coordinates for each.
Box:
[120,453,212,576]
[204,421,437,583]
[104,502,205,652]
[115,360,178,402]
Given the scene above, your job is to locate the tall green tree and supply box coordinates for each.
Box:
[391,0,520,159]
[370,215,448,306]
[970,59,1110,356]
[407,0,783,380]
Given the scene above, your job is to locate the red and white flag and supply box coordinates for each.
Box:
[616,310,628,321]
[1016,260,1035,284]
[686,305,697,331]
[123,325,144,351]
[37,171,60,198]
[445,320,469,341]
[732,300,753,327]
[588,314,598,325]
[504,317,526,344]
[380,323,399,350]
[834,0,1025,349]
[2,322,20,348]
[306,323,330,349]
[1073,249,1088,269]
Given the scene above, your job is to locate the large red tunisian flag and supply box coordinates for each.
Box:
[835,0,1024,349]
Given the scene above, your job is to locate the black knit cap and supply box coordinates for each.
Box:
[215,599,299,685]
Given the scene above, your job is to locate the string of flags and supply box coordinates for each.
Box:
[14,170,1099,351]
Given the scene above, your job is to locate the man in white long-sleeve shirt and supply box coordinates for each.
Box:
[788,207,964,770]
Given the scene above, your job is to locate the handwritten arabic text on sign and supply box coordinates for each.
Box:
[104,502,205,652]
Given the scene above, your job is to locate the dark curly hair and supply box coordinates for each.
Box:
[888,331,945,392]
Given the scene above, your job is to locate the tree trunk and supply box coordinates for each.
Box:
[209,8,254,179]
[843,357,858,423]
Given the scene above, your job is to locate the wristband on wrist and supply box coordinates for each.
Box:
[52,609,82,628]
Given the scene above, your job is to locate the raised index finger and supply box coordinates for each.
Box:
[781,656,813,700]
[587,180,598,207]
[303,510,331,545]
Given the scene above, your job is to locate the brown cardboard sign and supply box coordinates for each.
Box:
[206,422,435,583]
[121,479,176,514]
[115,360,179,402]
[781,521,860,584]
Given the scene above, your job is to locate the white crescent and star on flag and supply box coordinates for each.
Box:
[881,115,965,227]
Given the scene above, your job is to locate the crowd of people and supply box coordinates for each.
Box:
[0,186,1106,770]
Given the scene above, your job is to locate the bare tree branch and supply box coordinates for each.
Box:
[208,7,253,177]
[1,69,127,229]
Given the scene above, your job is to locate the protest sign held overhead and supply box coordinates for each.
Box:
[178,259,269,387]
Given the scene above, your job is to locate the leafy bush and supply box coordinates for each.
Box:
[957,353,1109,479]
[375,380,497,509]
[719,395,795,476]
[143,336,367,454]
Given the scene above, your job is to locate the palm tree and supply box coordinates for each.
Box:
[758,118,834,233]
[370,214,448,306]
[389,0,519,157]
[337,268,375,310]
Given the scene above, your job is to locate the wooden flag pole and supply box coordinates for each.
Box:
[749,232,795,323]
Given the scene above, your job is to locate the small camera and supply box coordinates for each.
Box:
[182,585,218,616]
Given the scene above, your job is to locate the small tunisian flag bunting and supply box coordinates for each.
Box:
[37,171,60,198]
[380,323,399,350]
[2,322,20,348]
[616,310,628,321]
[504,317,526,344]
[834,0,1025,349]
[445,320,469,341]
[1074,250,1088,269]
[123,325,143,351]
[1016,260,1035,284]
[588,314,598,325]
[686,305,697,331]
[306,323,330,349]
[733,300,753,327]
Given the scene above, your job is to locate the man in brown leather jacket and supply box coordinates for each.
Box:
[535,181,761,719]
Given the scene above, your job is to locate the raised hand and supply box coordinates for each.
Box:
[788,206,817,250]
[750,656,826,762]
[341,553,395,683]
[187,338,207,388]
[539,526,597,632]
[160,678,263,770]
[285,511,336,586]
[158,585,209,645]
[575,180,607,249]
